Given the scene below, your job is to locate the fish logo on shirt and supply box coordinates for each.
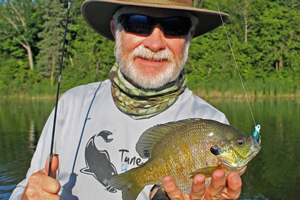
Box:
[80,131,118,193]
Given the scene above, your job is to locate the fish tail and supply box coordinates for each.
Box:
[108,170,144,200]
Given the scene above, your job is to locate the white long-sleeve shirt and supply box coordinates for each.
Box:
[10,79,228,200]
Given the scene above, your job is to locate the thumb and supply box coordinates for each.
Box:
[45,154,59,178]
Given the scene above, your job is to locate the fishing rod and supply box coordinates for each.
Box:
[48,0,74,177]
[214,0,261,143]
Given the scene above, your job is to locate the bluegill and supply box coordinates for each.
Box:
[108,118,261,200]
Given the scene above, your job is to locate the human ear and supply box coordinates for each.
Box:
[190,28,195,38]
[110,20,116,40]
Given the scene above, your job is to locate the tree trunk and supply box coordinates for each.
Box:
[25,43,34,70]
[2,1,34,70]
[236,0,250,44]
[70,56,74,68]
[280,59,284,70]
[280,42,284,70]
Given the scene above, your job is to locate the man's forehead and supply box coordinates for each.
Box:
[116,6,190,18]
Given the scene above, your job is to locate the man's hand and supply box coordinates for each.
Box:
[21,155,60,200]
[152,170,242,200]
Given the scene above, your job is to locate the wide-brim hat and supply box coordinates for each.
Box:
[81,0,229,41]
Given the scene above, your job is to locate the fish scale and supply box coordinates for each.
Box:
[108,118,261,200]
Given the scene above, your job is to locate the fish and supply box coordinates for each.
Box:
[108,118,261,200]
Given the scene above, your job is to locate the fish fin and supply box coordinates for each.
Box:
[190,166,221,178]
[136,119,200,158]
[151,185,170,200]
[108,170,144,200]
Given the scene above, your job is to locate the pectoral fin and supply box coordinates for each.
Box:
[151,185,170,200]
[190,166,221,178]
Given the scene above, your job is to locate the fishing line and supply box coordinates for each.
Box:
[214,0,256,127]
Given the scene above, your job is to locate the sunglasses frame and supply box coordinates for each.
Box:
[118,14,192,37]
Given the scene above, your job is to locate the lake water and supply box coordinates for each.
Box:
[0,98,300,199]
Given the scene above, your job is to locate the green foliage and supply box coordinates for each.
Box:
[0,57,42,96]
[185,0,300,96]
[0,0,299,97]
[0,0,43,70]
[67,8,115,84]
[37,0,66,86]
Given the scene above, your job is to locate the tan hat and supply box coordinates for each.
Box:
[81,0,229,41]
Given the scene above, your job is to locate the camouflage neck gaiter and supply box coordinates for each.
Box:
[109,62,187,119]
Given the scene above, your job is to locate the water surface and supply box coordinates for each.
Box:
[209,98,300,200]
[1,98,299,199]
[0,99,54,199]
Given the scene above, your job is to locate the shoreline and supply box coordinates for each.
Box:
[193,89,300,99]
[1,90,299,100]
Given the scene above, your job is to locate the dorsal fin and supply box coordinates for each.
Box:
[136,118,201,159]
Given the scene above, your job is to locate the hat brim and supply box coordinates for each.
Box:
[81,0,229,41]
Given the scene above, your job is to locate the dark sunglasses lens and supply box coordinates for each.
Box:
[162,17,191,36]
[123,15,153,34]
[121,15,191,36]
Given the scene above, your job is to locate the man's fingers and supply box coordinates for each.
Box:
[45,154,59,178]
[32,170,61,193]
[40,174,61,194]
[40,192,60,200]
[221,172,242,200]
[205,170,226,200]
[22,156,61,200]
[189,174,206,200]
[27,188,60,200]
[160,172,241,200]
[25,183,60,200]
[162,176,185,200]
[22,169,60,199]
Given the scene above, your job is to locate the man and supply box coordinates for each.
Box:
[10,0,243,199]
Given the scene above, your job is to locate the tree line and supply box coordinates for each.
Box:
[0,0,299,97]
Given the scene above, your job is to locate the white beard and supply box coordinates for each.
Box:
[114,28,191,89]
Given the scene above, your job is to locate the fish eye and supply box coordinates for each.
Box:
[210,145,220,155]
[236,139,244,146]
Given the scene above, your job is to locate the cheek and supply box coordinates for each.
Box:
[120,33,144,52]
[167,39,186,59]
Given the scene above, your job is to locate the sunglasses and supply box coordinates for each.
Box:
[118,14,192,37]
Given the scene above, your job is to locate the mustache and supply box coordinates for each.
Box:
[131,45,174,62]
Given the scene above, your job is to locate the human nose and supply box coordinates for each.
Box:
[143,25,166,52]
